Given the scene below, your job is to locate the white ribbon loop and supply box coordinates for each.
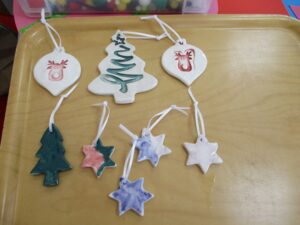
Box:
[120,30,167,40]
[188,87,206,140]
[92,101,110,146]
[40,8,63,52]
[119,124,138,180]
[141,15,184,44]
[147,105,189,132]
[49,83,79,132]
[119,124,138,141]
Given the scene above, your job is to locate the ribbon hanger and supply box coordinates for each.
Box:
[49,84,78,132]
[40,8,63,52]
[91,101,110,146]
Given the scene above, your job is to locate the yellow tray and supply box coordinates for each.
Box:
[1,15,300,225]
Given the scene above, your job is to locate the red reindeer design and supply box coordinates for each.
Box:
[174,49,195,72]
[47,60,68,81]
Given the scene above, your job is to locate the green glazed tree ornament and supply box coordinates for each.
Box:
[31,124,71,186]
[31,84,78,187]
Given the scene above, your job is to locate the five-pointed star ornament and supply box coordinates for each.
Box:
[184,138,223,174]
[82,139,116,177]
[109,177,154,216]
[136,128,172,167]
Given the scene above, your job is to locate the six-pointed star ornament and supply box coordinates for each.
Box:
[136,128,171,167]
[109,177,154,216]
[184,137,223,174]
[82,139,116,177]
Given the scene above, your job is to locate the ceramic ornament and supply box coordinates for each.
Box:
[31,124,71,187]
[134,105,189,167]
[82,101,116,177]
[88,32,158,104]
[31,84,78,187]
[162,39,207,86]
[110,177,153,216]
[33,9,81,96]
[184,138,223,174]
[183,88,223,174]
[34,49,81,96]
[110,124,154,216]
[136,128,171,167]
[142,15,207,86]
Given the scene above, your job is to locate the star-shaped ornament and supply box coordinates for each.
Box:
[184,137,223,174]
[109,177,154,216]
[136,128,172,167]
[82,139,116,177]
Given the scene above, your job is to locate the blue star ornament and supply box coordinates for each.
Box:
[136,128,171,167]
[109,177,154,216]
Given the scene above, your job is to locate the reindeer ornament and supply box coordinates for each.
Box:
[34,50,81,96]
[33,9,81,96]
[161,39,207,86]
[140,16,207,86]
[47,60,68,81]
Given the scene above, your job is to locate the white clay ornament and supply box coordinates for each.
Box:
[34,9,81,96]
[110,124,154,216]
[184,136,223,174]
[135,105,189,166]
[34,49,81,96]
[136,128,171,167]
[142,15,207,86]
[88,31,158,104]
[184,88,223,174]
[162,39,207,86]
[120,105,189,167]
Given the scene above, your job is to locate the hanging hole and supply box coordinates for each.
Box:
[177,38,186,45]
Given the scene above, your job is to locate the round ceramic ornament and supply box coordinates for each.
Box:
[34,48,81,96]
[162,39,207,86]
[34,9,81,96]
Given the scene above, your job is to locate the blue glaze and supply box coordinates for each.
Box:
[110,177,153,216]
[136,134,159,166]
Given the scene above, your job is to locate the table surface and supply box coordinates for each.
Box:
[1,14,299,225]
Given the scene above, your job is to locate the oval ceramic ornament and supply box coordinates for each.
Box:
[161,39,207,86]
[34,48,81,96]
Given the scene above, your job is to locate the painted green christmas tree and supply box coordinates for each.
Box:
[31,124,71,187]
[88,32,157,104]
[101,33,143,93]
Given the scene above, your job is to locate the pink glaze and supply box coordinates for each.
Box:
[82,145,104,175]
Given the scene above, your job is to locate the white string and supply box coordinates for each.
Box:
[91,101,110,146]
[119,124,138,180]
[120,30,167,40]
[188,87,206,140]
[49,83,78,132]
[40,8,63,52]
[147,105,189,132]
[141,15,184,44]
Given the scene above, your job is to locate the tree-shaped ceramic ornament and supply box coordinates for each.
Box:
[88,32,157,104]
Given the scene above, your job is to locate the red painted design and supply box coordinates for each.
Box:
[47,60,68,81]
[175,49,195,72]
